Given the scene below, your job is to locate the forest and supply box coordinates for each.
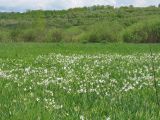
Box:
[0,5,160,43]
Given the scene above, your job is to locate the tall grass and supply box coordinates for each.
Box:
[149,46,160,106]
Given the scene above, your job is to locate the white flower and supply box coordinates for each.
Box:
[25,67,30,74]
[0,70,6,78]
[106,117,111,120]
[36,98,40,102]
[80,115,84,120]
[44,69,48,74]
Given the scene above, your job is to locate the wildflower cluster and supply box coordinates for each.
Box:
[0,53,160,118]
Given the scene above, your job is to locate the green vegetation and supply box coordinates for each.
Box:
[80,21,123,43]
[0,43,160,119]
[0,6,160,43]
[122,18,160,43]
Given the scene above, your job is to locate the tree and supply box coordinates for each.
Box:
[129,5,134,8]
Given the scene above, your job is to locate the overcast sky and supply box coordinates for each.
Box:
[0,0,159,12]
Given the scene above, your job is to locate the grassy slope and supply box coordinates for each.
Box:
[1,6,160,43]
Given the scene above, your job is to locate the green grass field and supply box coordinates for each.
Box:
[0,43,160,120]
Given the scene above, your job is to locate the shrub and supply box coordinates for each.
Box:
[63,27,83,42]
[10,29,21,42]
[121,18,160,43]
[20,29,46,42]
[47,29,63,42]
[20,29,37,42]
[80,21,123,43]
[0,31,10,42]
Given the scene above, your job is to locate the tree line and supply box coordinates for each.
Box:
[0,5,160,43]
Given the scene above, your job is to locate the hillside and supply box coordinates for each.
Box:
[0,5,160,43]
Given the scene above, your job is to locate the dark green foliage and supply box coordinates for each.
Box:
[121,18,160,43]
[10,29,21,42]
[21,29,38,42]
[80,21,123,43]
[47,29,63,42]
[0,31,10,42]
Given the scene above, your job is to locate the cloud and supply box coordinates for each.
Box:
[0,0,116,10]
[52,0,116,9]
[133,0,147,6]
[0,0,159,12]
[132,0,160,7]
[115,0,160,7]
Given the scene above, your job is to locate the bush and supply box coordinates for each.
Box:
[80,21,123,43]
[10,29,21,42]
[20,29,46,42]
[20,29,37,42]
[0,31,10,42]
[121,18,160,43]
[63,27,83,42]
[47,29,63,42]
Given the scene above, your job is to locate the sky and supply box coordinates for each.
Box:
[0,0,159,12]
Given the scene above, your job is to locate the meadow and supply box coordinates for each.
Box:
[0,43,160,120]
